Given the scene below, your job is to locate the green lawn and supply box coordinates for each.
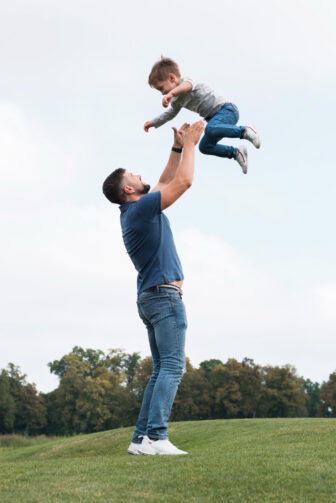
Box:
[0,418,335,502]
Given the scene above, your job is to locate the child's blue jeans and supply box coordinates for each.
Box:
[199,102,246,159]
[131,287,187,443]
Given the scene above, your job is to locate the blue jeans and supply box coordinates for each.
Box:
[199,103,246,159]
[131,287,187,443]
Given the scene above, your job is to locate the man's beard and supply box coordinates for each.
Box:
[138,183,151,195]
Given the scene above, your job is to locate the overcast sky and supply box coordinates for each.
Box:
[1,0,335,393]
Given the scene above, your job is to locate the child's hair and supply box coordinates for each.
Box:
[148,57,181,87]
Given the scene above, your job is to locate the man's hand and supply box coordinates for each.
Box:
[144,120,154,132]
[184,120,205,146]
[162,93,173,108]
[172,123,190,149]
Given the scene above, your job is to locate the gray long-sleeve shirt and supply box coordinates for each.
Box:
[152,77,227,128]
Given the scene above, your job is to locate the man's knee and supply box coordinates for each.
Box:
[161,359,185,376]
[174,365,185,385]
[150,363,160,380]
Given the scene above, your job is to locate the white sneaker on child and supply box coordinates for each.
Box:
[235,145,248,174]
[243,125,261,149]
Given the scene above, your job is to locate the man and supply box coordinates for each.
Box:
[102,120,204,455]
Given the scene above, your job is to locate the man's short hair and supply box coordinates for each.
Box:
[148,57,181,87]
[102,168,126,205]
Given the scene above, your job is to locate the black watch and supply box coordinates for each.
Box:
[172,147,183,153]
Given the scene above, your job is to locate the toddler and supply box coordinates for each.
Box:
[144,57,261,174]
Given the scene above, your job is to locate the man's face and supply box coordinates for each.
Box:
[124,171,150,196]
[154,73,179,95]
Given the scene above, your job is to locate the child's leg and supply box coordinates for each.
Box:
[199,103,246,158]
[199,135,238,158]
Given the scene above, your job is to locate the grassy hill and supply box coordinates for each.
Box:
[0,418,335,502]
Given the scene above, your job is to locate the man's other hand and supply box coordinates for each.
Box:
[172,123,190,149]
[184,120,205,146]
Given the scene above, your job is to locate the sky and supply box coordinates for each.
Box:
[0,0,336,393]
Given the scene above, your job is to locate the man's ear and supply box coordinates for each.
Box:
[124,185,134,195]
[169,73,177,82]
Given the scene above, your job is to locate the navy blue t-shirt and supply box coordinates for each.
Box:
[119,191,184,294]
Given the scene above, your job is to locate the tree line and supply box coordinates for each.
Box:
[0,347,335,436]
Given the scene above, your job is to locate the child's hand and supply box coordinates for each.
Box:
[144,120,154,132]
[162,93,173,108]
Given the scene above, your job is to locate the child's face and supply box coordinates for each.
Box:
[154,73,180,95]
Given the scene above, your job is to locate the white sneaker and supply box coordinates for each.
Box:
[150,438,188,456]
[130,435,158,456]
[127,441,143,455]
[235,145,248,174]
[243,125,261,149]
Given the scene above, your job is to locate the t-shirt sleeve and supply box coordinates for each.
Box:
[135,191,161,219]
[152,101,181,128]
[183,76,196,90]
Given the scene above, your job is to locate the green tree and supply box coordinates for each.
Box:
[257,365,307,417]
[48,346,109,379]
[47,349,140,434]
[7,363,46,434]
[131,356,153,400]
[0,369,15,433]
[199,359,224,375]
[106,348,142,390]
[302,378,321,417]
[319,372,336,417]
[171,358,213,420]
[211,360,243,419]
[197,358,262,419]
[47,353,115,434]
[235,358,262,418]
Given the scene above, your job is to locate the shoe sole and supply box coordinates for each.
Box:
[128,452,156,456]
[157,452,188,455]
[127,448,141,455]
[136,446,158,455]
[128,447,187,455]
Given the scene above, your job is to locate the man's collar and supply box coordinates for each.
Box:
[119,201,136,213]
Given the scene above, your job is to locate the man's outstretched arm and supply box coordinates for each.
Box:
[151,123,190,193]
[160,121,204,210]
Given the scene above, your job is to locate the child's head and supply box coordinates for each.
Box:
[148,57,181,95]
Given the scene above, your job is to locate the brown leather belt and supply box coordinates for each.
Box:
[144,284,183,295]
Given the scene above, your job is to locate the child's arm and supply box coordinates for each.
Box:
[144,101,182,132]
[162,80,193,108]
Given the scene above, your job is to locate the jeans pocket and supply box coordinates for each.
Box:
[138,298,162,326]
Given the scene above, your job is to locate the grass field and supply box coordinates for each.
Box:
[0,418,335,502]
